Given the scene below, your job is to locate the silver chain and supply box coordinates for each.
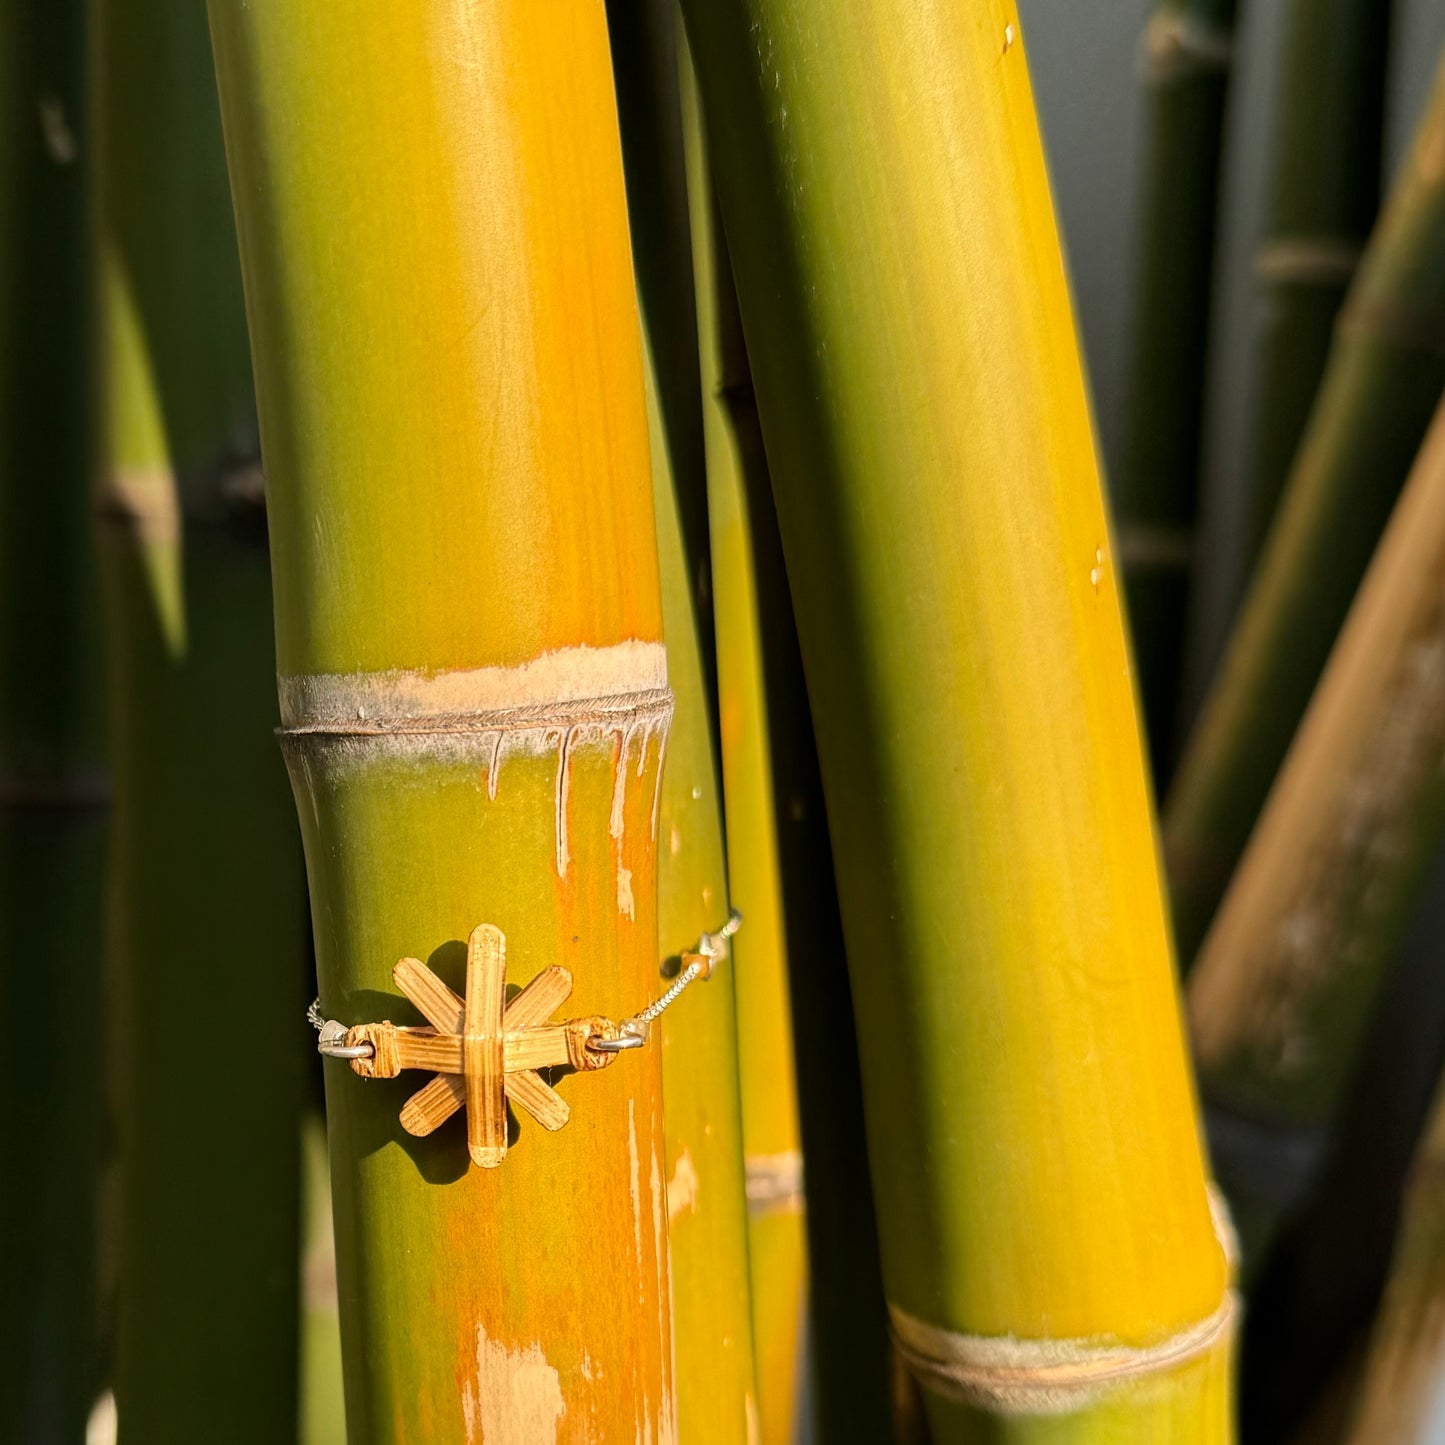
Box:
[593,908,743,1053]
[306,908,741,1060]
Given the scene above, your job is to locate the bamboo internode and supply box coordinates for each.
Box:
[209,1,678,1436]
[679,1,1233,1436]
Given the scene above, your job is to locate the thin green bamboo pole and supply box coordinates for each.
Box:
[606,0,714,675]
[1114,0,1239,780]
[678,62,813,1444]
[95,0,307,1437]
[648,347,759,1440]
[1230,0,1390,595]
[1339,1075,1445,1444]
[1165,54,1445,963]
[681,52,899,1443]
[0,1,105,1437]
[599,14,760,1433]
[1189,396,1445,1265]
[679,4,1234,1438]
[208,3,678,1437]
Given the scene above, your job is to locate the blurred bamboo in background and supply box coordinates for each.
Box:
[1191,397,1445,1263]
[0,0,105,1438]
[95,0,308,1438]
[1166,55,1445,963]
[1229,0,1389,605]
[1114,0,1238,780]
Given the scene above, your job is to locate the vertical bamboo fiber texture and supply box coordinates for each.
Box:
[679,2,1234,1438]
[209,3,677,1439]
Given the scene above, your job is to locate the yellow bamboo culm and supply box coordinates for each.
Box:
[208,2,678,1437]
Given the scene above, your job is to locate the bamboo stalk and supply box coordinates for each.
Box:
[1165,55,1445,963]
[677,63,812,1445]
[1231,0,1390,595]
[1114,0,1239,780]
[648,349,759,1440]
[94,0,309,1438]
[679,3,1234,1437]
[1189,396,1445,1264]
[0,1,105,1436]
[208,3,677,1438]
[1339,1075,1445,1444]
[606,16,759,1414]
[680,53,900,1443]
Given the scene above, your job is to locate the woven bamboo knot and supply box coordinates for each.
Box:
[343,923,623,1169]
[310,912,738,1170]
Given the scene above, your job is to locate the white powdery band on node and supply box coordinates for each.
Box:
[278,640,672,886]
[278,639,669,731]
[888,1291,1238,1415]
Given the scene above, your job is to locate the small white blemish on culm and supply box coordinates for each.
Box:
[1003,23,1015,53]
[554,726,577,877]
[462,1323,565,1445]
[667,1148,700,1222]
[617,866,635,920]
[610,729,633,841]
[1090,546,1105,591]
[691,785,702,801]
[669,826,683,857]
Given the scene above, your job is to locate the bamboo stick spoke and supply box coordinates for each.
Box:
[506,1069,570,1131]
[505,964,573,1030]
[399,1073,465,1137]
[393,955,463,1031]
[464,924,507,1168]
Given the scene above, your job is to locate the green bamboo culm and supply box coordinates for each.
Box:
[1165,54,1445,965]
[606,0,714,665]
[678,3,1234,1439]
[554,7,762,1433]
[679,54,896,1443]
[0,1,106,1438]
[96,0,308,1437]
[1114,0,1238,781]
[1189,397,1445,1264]
[1228,0,1390,602]
[649,348,760,1441]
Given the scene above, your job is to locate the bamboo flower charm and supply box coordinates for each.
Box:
[341,924,621,1169]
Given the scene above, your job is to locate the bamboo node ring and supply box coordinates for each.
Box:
[305,910,740,1169]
